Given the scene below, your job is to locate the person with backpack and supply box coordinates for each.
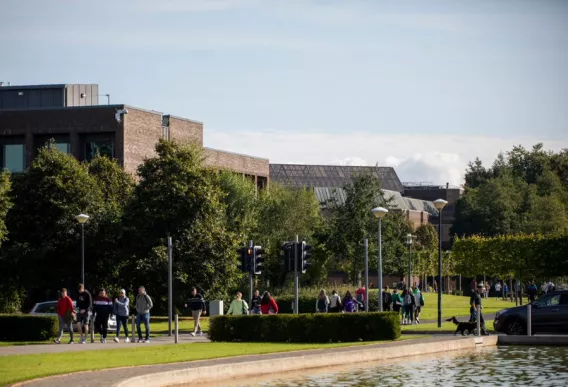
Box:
[135,286,153,343]
[391,288,403,318]
[113,289,130,343]
[402,288,415,325]
[413,286,424,324]
[227,292,249,315]
[343,291,357,313]
[329,290,342,313]
[382,286,392,311]
[54,288,75,344]
[315,289,330,313]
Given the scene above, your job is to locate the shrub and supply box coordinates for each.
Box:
[209,312,400,343]
[0,314,58,341]
[0,287,24,314]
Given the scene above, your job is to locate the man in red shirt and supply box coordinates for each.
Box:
[55,288,75,344]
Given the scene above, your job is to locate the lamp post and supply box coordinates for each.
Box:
[433,198,448,328]
[371,207,388,312]
[75,214,90,285]
[404,234,414,290]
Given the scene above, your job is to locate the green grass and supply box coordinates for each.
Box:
[414,294,511,320]
[0,338,422,386]
[402,320,495,332]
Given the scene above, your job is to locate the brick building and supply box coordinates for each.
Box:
[0,83,268,186]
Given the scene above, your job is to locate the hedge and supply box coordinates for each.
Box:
[209,312,400,343]
[0,314,58,341]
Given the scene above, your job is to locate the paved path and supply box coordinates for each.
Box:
[0,335,208,357]
[11,336,466,387]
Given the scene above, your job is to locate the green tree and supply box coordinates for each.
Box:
[218,171,258,241]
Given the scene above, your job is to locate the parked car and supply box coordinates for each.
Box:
[493,290,568,335]
[30,301,117,331]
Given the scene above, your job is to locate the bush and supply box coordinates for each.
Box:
[0,287,24,314]
[209,312,400,343]
[0,314,58,341]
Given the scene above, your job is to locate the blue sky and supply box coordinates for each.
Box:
[1,0,567,185]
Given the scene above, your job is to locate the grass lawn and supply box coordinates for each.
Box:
[415,294,511,320]
[402,320,495,332]
[0,337,422,386]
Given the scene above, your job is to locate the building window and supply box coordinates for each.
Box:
[85,142,114,161]
[162,126,170,140]
[55,143,70,154]
[3,144,25,173]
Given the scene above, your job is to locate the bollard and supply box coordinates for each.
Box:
[477,309,481,337]
[175,314,179,344]
[90,314,95,343]
[131,315,136,343]
[527,304,532,336]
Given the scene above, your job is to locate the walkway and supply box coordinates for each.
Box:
[12,336,469,387]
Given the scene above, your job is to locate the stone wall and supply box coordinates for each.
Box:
[122,106,162,175]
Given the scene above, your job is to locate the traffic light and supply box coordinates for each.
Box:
[237,247,249,272]
[253,246,264,275]
[299,241,313,274]
[281,242,293,272]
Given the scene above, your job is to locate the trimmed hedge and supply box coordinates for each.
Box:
[0,314,58,341]
[209,312,400,343]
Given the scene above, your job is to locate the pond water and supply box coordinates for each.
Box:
[194,346,568,387]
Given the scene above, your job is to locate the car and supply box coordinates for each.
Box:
[30,301,117,331]
[493,290,568,335]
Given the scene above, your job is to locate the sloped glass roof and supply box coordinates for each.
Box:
[269,164,404,193]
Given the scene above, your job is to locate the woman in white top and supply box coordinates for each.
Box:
[328,290,342,313]
[227,292,249,315]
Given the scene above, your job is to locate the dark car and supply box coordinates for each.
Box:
[494,290,568,335]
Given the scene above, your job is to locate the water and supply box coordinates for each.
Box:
[195,346,568,387]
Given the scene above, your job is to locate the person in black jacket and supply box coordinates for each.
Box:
[75,283,92,344]
[185,287,207,337]
[250,290,262,314]
[382,286,393,311]
[93,288,113,343]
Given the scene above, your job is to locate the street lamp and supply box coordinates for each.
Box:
[371,207,388,312]
[76,214,90,285]
[433,198,448,328]
[404,234,414,290]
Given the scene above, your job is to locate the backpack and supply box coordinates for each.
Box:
[317,298,327,311]
[344,298,355,312]
[404,294,412,305]
[419,293,424,306]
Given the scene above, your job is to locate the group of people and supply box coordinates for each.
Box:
[54,284,153,344]
[382,286,424,325]
[315,289,364,313]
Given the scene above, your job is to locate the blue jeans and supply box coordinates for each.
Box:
[136,313,150,340]
[116,315,129,338]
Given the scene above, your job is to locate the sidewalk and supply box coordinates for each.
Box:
[12,336,469,387]
[0,335,208,357]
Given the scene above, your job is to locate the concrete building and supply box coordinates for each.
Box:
[0,83,269,186]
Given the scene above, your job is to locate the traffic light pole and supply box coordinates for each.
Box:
[294,235,299,314]
[168,236,173,336]
[364,238,369,312]
[249,240,254,306]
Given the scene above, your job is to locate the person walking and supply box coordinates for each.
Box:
[343,291,358,313]
[316,289,330,313]
[75,283,92,344]
[356,286,366,305]
[402,288,415,325]
[227,292,249,315]
[135,286,153,343]
[55,288,75,344]
[185,287,207,337]
[93,288,113,343]
[382,286,393,312]
[250,290,262,315]
[260,291,279,314]
[527,280,537,303]
[413,286,424,324]
[391,288,403,318]
[494,281,502,299]
[470,283,489,335]
[113,289,130,343]
[328,290,342,313]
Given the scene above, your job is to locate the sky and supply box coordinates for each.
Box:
[1,0,567,186]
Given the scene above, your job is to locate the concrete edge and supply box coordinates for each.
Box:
[115,336,498,387]
[497,336,568,346]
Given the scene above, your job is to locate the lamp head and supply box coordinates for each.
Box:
[405,233,413,245]
[371,207,388,219]
[76,214,90,224]
[433,199,448,211]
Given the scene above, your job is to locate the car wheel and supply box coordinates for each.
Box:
[506,319,526,335]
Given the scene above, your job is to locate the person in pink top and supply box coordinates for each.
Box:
[55,288,75,344]
[260,291,279,314]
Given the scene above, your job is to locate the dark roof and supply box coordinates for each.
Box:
[269,164,404,193]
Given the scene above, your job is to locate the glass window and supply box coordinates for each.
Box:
[4,144,25,173]
[55,143,70,154]
[535,294,560,307]
[85,142,114,161]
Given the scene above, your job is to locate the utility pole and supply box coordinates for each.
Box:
[167,236,173,336]
[294,235,299,314]
[249,240,253,305]
[364,238,369,312]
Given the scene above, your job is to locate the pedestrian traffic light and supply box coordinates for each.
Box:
[237,247,251,273]
[281,242,293,272]
[253,246,264,275]
[300,241,313,274]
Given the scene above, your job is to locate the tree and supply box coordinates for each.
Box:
[217,171,258,241]
[123,140,241,307]
[0,170,12,246]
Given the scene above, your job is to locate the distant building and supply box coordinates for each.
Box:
[0,83,268,188]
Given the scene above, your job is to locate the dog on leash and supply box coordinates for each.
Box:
[446,316,477,336]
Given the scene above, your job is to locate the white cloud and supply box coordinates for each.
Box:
[205,129,567,186]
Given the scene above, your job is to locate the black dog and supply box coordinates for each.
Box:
[446,316,477,336]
